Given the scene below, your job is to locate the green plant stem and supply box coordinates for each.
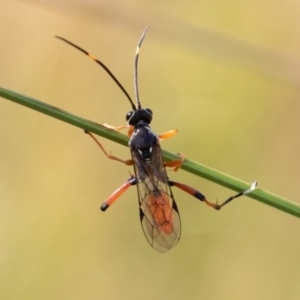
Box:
[1,86,300,218]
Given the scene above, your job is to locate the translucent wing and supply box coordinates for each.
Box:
[131,142,181,253]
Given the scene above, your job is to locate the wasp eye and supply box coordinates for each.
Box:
[126,111,134,121]
[145,108,153,115]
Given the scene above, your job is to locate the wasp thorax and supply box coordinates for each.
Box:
[126,108,153,125]
[130,126,157,162]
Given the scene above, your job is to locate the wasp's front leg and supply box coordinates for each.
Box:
[84,130,133,165]
[103,123,134,137]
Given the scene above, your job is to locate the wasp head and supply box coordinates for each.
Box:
[126,108,153,126]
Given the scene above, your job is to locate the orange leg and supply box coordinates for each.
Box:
[169,180,257,210]
[101,177,137,211]
[103,123,128,131]
[159,129,178,141]
[159,129,182,171]
[164,153,185,172]
[85,130,133,166]
[103,123,134,137]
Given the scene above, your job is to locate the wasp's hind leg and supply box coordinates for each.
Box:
[101,177,137,211]
[169,180,257,210]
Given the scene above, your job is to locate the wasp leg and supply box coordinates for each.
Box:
[101,177,137,211]
[103,123,128,131]
[103,124,134,137]
[159,129,178,141]
[164,153,185,172]
[84,130,133,165]
[169,180,257,210]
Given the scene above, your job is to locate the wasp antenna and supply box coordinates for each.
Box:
[55,35,136,111]
[134,26,150,110]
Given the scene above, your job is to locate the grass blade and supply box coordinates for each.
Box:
[1,86,299,218]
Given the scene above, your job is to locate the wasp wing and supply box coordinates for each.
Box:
[131,142,181,253]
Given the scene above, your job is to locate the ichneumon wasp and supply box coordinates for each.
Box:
[56,27,257,253]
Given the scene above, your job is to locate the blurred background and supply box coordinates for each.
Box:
[1,1,300,299]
